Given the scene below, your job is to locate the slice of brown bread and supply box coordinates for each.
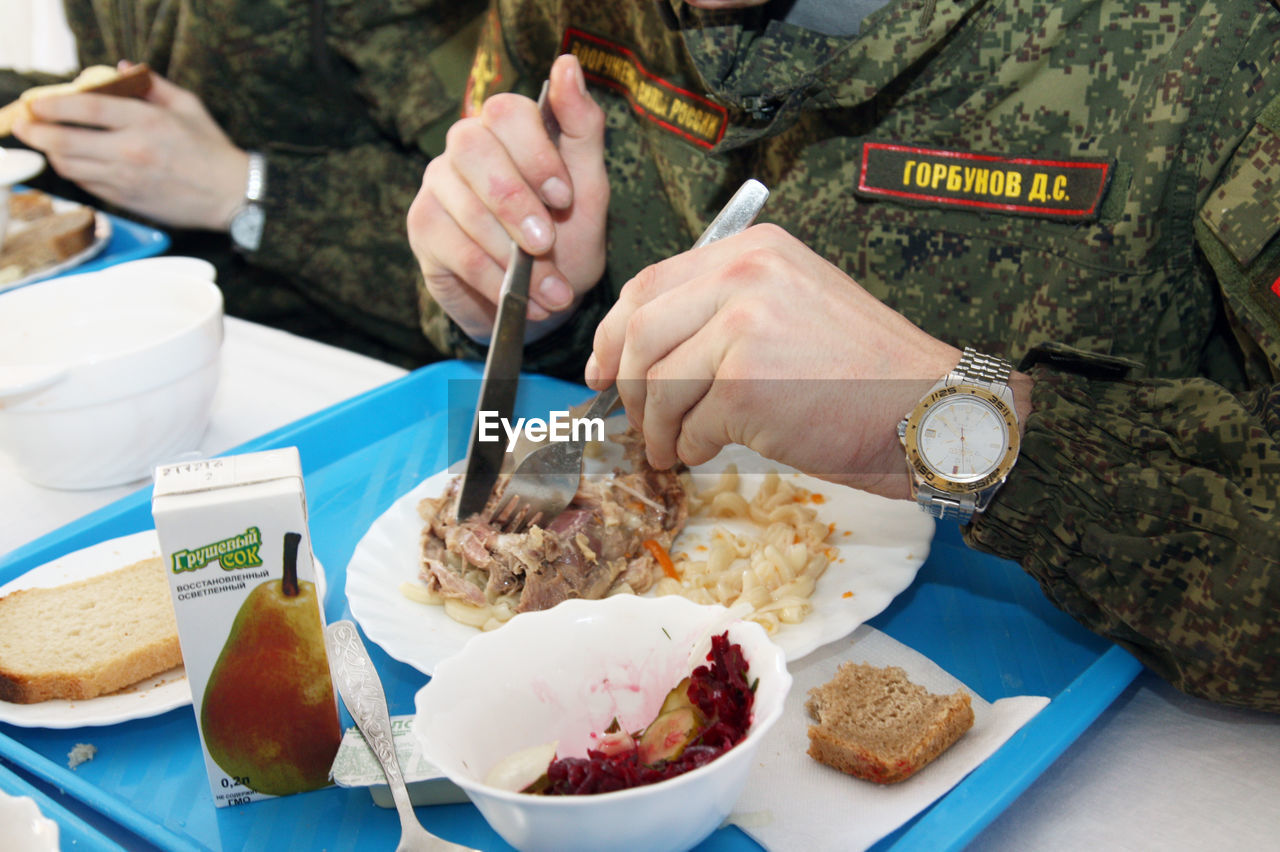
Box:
[0,557,182,704]
[9,189,55,222]
[0,205,96,279]
[805,662,974,784]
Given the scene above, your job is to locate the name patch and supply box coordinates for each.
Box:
[561,28,727,149]
[857,142,1113,220]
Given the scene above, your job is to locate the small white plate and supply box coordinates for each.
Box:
[0,530,327,729]
[347,441,936,675]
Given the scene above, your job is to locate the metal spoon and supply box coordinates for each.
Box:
[324,620,478,852]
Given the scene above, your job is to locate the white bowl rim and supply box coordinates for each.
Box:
[414,596,792,807]
[0,270,223,373]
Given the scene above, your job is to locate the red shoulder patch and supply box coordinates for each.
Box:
[561,28,727,149]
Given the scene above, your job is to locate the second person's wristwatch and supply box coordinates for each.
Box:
[229,150,267,253]
[897,347,1021,522]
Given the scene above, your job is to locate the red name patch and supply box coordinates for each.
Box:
[561,28,727,149]
[856,142,1114,220]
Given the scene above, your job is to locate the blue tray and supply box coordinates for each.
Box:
[0,361,1142,851]
[0,761,123,851]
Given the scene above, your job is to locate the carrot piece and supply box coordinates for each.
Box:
[643,539,680,580]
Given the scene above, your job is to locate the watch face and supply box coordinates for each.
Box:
[230,204,264,251]
[902,385,1020,493]
[916,393,1007,481]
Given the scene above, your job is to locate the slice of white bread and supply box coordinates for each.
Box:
[805,662,974,784]
[0,557,181,704]
[0,63,152,137]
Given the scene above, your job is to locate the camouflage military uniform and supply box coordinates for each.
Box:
[424,0,1280,710]
[0,0,483,368]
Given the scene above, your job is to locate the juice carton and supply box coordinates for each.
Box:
[152,447,341,807]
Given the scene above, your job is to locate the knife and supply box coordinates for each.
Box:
[456,83,562,521]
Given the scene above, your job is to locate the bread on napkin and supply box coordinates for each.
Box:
[805,662,974,784]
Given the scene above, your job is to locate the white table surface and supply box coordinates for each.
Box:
[1,316,1277,851]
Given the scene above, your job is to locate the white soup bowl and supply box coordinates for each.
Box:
[0,258,223,489]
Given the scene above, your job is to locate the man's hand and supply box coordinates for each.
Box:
[406,54,608,341]
[11,64,248,232]
[585,224,971,499]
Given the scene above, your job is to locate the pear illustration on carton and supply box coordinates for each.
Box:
[200,532,341,795]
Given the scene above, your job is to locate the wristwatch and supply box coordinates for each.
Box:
[228,150,266,252]
[896,347,1021,522]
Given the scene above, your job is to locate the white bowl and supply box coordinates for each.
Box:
[412,596,792,852]
[0,790,59,852]
[0,260,223,489]
[0,148,48,254]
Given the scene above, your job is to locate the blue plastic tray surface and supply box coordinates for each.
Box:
[0,361,1141,851]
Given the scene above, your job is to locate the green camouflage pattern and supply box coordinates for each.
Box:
[1,0,485,368]
[425,0,1280,710]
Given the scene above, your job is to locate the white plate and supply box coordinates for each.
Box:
[347,442,935,675]
[0,202,112,294]
[0,530,327,729]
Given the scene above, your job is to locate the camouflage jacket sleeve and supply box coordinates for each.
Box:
[969,94,1280,711]
[233,4,486,349]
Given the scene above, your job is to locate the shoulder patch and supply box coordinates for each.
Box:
[464,8,508,117]
[856,142,1114,220]
[561,28,727,149]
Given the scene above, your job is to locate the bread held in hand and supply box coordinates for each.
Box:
[0,63,152,137]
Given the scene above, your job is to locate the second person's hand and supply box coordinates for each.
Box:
[11,63,249,232]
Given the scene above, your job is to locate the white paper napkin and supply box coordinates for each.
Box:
[728,625,1049,851]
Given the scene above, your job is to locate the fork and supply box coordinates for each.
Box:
[324,621,480,852]
[488,178,770,534]
[489,385,622,532]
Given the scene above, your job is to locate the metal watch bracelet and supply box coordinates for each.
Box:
[947,347,1013,393]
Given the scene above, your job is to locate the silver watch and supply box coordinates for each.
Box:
[897,347,1021,522]
[229,150,266,252]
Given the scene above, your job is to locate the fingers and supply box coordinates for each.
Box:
[612,272,722,421]
[12,119,113,168]
[588,229,770,388]
[546,55,606,194]
[408,54,607,340]
[25,89,150,132]
[138,71,185,108]
[641,354,715,469]
[422,153,522,287]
